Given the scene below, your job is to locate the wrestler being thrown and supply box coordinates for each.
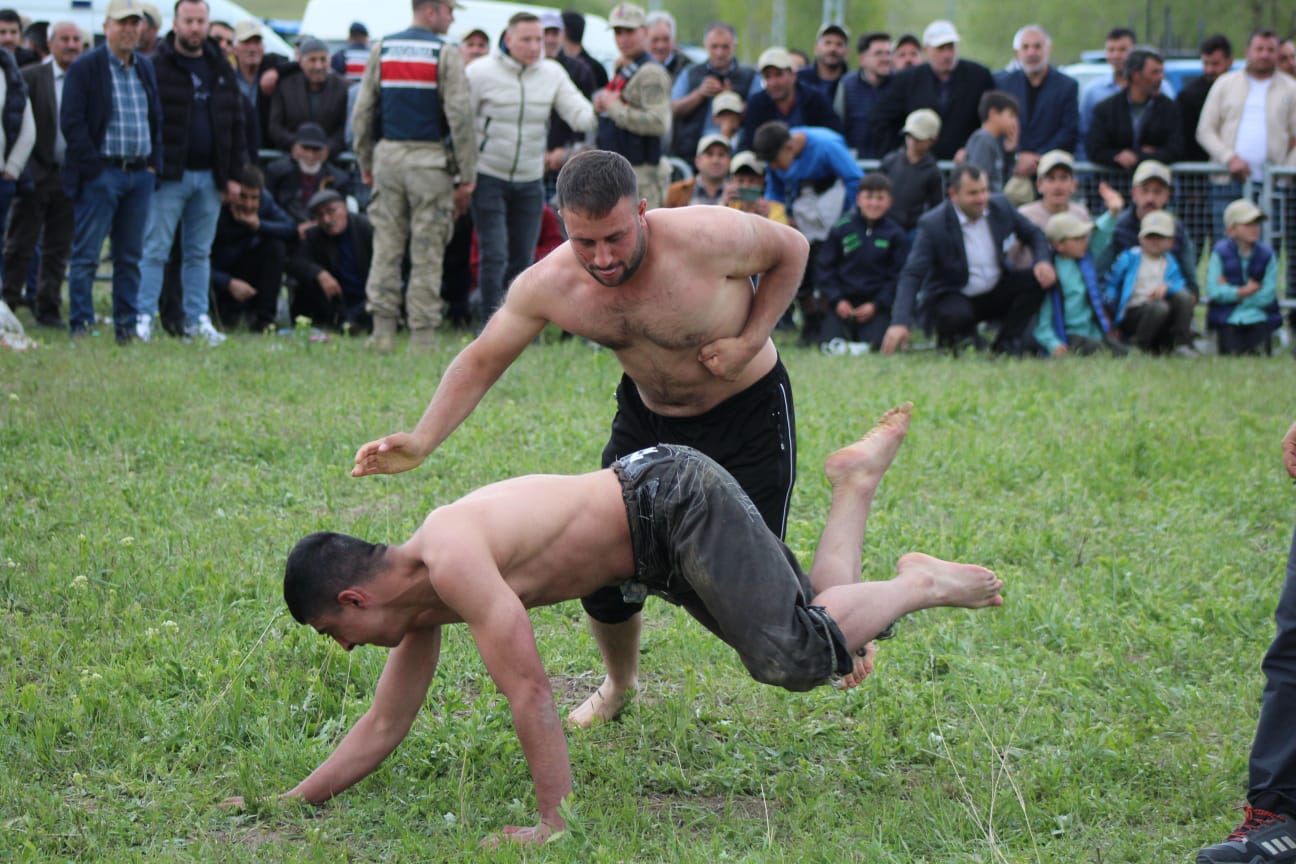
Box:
[224,404,1003,845]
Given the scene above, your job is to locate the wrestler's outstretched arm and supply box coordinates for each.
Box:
[223,627,442,808]
[351,265,553,478]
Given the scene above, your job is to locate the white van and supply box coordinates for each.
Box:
[298,0,618,71]
[20,0,295,56]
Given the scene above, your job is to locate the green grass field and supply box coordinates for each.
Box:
[2,331,1294,862]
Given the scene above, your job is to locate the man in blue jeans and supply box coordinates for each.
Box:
[1197,421,1296,863]
[60,0,162,344]
[135,0,246,345]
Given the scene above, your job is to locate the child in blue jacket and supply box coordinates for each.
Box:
[1206,199,1280,356]
[1104,210,1196,355]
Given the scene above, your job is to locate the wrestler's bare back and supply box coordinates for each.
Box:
[403,469,635,627]
[517,207,784,414]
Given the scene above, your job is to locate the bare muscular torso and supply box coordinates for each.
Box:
[405,469,635,627]
[528,208,779,415]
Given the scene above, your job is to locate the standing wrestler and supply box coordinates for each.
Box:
[352,149,808,727]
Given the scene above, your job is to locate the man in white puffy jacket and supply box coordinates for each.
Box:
[467,12,595,320]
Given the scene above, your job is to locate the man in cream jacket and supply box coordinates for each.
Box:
[1196,29,1296,216]
[467,11,595,321]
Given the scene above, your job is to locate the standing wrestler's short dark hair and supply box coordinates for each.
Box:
[284,532,387,624]
[556,150,638,218]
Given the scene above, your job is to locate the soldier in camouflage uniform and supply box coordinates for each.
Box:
[352,0,476,352]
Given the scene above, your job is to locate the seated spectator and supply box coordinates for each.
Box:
[267,37,348,155]
[265,122,353,236]
[211,166,295,333]
[1010,150,1125,268]
[1033,212,1127,357]
[836,31,892,158]
[1206,199,1281,355]
[883,163,1056,355]
[711,91,744,149]
[892,34,921,71]
[669,23,752,162]
[721,150,788,223]
[1086,46,1182,172]
[797,23,849,103]
[666,134,731,207]
[737,47,841,152]
[1096,160,1199,296]
[816,173,908,353]
[1104,210,1195,354]
[879,109,943,233]
[964,90,1019,194]
[994,25,1078,176]
[871,20,994,160]
[331,21,370,83]
[287,188,372,332]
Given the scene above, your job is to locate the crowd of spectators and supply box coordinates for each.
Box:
[0,0,1294,358]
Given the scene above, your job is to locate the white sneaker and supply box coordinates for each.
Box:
[135,314,155,343]
[185,314,226,346]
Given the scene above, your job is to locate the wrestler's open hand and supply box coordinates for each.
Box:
[352,432,427,477]
[479,822,559,848]
[698,337,755,381]
[1283,421,1296,480]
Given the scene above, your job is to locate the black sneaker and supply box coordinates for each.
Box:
[1198,806,1296,862]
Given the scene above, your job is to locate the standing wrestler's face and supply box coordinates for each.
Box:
[563,197,648,287]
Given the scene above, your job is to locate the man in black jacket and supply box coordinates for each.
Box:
[737,47,841,152]
[265,122,352,234]
[882,164,1055,355]
[287,188,373,331]
[134,0,246,344]
[2,21,78,326]
[870,20,994,160]
[267,37,348,156]
[211,164,294,332]
[1086,46,1182,172]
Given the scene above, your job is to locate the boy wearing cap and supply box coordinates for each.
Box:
[1205,199,1281,355]
[591,3,672,210]
[1097,159,1199,297]
[722,151,788,224]
[1104,210,1195,354]
[665,134,731,207]
[738,46,842,152]
[1033,211,1126,357]
[817,173,908,352]
[711,90,744,149]
[1009,150,1125,269]
[879,108,943,233]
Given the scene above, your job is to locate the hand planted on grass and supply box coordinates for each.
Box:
[880,324,909,355]
[352,432,428,477]
[1283,421,1296,479]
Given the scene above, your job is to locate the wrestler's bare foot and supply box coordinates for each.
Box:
[832,642,877,690]
[824,402,913,491]
[566,678,635,729]
[896,552,1004,609]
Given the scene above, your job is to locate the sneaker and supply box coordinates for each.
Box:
[1174,344,1202,359]
[820,338,848,356]
[135,314,155,343]
[184,314,226,346]
[1197,806,1296,863]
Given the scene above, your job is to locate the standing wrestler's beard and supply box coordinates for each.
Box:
[585,222,647,287]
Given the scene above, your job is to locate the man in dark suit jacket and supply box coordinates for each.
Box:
[61,0,164,342]
[267,38,348,155]
[1086,47,1182,171]
[286,188,373,331]
[882,163,1055,355]
[2,22,81,326]
[871,20,995,160]
[993,25,1078,178]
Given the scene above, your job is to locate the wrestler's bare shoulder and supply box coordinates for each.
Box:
[644,205,763,249]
